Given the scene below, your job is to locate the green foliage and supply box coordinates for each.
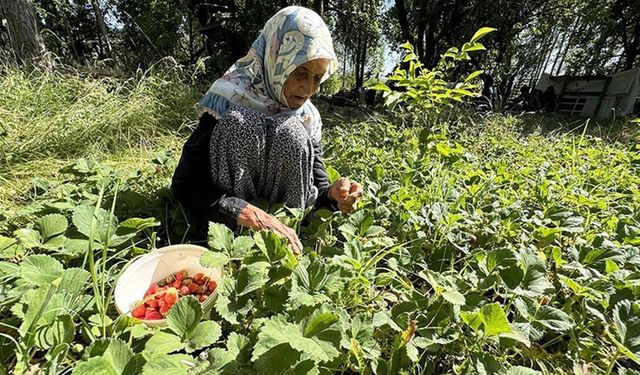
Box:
[1,69,640,374]
[371,28,495,126]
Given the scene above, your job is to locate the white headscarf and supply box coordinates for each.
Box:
[198,6,338,137]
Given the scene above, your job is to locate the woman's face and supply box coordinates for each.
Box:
[283,58,330,109]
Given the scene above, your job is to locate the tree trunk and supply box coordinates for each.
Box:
[550,29,569,75]
[313,0,324,17]
[625,19,639,69]
[555,16,580,75]
[0,0,46,64]
[91,0,112,58]
[394,0,414,46]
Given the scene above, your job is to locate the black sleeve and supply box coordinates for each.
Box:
[171,113,248,240]
[312,140,339,212]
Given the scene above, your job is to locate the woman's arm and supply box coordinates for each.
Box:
[171,113,249,235]
[172,112,302,253]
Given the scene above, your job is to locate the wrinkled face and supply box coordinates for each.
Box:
[283,58,330,109]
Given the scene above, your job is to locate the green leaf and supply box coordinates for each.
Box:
[473,353,501,375]
[59,267,90,295]
[399,41,414,52]
[35,314,74,349]
[0,261,19,277]
[369,83,391,92]
[118,218,160,232]
[231,236,254,258]
[42,234,67,251]
[236,261,270,296]
[14,228,41,249]
[0,236,23,258]
[461,42,486,52]
[72,205,117,244]
[253,314,342,367]
[36,214,68,241]
[534,306,573,333]
[326,166,340,184]
[142,354,193,375]
[465,70,484,82]
[613,300,640,356]
[73,338,134,375]
[461,311,483,332]
[166,296,202,340]
[15,286,65,336]
[254,230,289,263]
[479,303,513,336]
[208,223,234,252]
[348,314,381,360]
[505,366,542,375]
[442,289,465,305]
[101,338,134,375]
[470,27,497,43]
[144,332,184,355]
[300,309,343,361]
[73,357,118,375]
[20,255,63,285]
[200,251,230,268]
[214,278,252,325]
[186,320,221,352]
[205,333,251,374]
[517,251,554,296]
[252,342,301,375]
[303,312,339,338]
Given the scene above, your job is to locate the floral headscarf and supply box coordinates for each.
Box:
[198,6,338,133]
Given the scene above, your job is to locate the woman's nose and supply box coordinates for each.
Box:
[301,77,314,96]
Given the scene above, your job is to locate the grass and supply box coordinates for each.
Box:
[0,65,201,224]
[0,65,199,164]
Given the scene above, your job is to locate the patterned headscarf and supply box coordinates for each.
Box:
[198,6,338,133]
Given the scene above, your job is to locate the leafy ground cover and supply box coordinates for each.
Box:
[0,67,640,374]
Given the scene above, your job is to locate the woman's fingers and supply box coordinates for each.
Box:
[274,222,303,255]
[336,177,351,198]
[349,182,363,198]
[283,225,303,255]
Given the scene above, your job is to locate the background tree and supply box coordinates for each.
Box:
[0,0,47,64]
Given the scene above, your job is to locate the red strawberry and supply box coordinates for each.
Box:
[207,280,217,292]
[199,294,208,302]
[172,280,182,289]
[188,283,198,293]
[144,310,163,320]
[175,271,185,282]
[165,290,178,304]
[132,304,146,318]
[194,273,204,282]
[147,299,159,308]
[155,289,166,299]
[179,286,189,295]
[159,303,171,316]
[146,283,158,297]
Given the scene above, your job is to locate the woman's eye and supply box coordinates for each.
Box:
[314,76,321,83]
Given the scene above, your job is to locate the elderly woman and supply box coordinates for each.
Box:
[171,6,363,254]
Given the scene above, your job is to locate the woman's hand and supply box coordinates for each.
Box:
[329,177,364,213]
[236,204,303,255]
